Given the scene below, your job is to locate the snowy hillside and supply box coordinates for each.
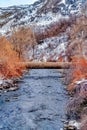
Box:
[0,0,86,61]
[0,0,86,34]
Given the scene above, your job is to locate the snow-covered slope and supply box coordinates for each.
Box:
[0,0,86,62]
[24,34,68,61]
[0,0,86,34]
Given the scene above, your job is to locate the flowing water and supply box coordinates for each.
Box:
[0,69,68,130]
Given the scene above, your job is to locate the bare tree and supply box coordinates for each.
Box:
[10,26,36,60]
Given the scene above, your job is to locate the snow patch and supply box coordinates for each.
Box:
[0,78,4,85]
[75,78,87,85]
[59,0,66,4]
[36,13,69,26]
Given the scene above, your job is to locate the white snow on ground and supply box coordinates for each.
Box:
[0,78,4,85]
[26,35,68,62]
[0,0,83,34]
[0,11,69,35]
[59,0,66,4]
[0,19,14,35]
[36,12,69,26]
[0,77,17,92]
[36,12,61,25]
[75,78,87,85]
[68,120,81,130]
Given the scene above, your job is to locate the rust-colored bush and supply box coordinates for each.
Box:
[72,57,87,80]
[0,36,25,78]
[67,56,87,91]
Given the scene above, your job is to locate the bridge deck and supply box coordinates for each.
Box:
[19,62,72,69]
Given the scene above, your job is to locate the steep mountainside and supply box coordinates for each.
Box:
[0,0,86,34]
[0,0,86,61]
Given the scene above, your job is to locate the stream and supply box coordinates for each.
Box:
[0,69,68,130]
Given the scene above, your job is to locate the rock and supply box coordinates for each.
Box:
[0,78,19,92]
[5,98,10,102]
[69,120,81,129]
[64,120,81,130]
[64,124,77,130]
[7,86,19,91]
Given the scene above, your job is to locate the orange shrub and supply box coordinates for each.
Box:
[72,56,87,81]
[67,56,87,91]
[0,36,25,78]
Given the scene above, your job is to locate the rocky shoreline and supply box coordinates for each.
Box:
[62,70,87,130]
[0,78,20,92]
